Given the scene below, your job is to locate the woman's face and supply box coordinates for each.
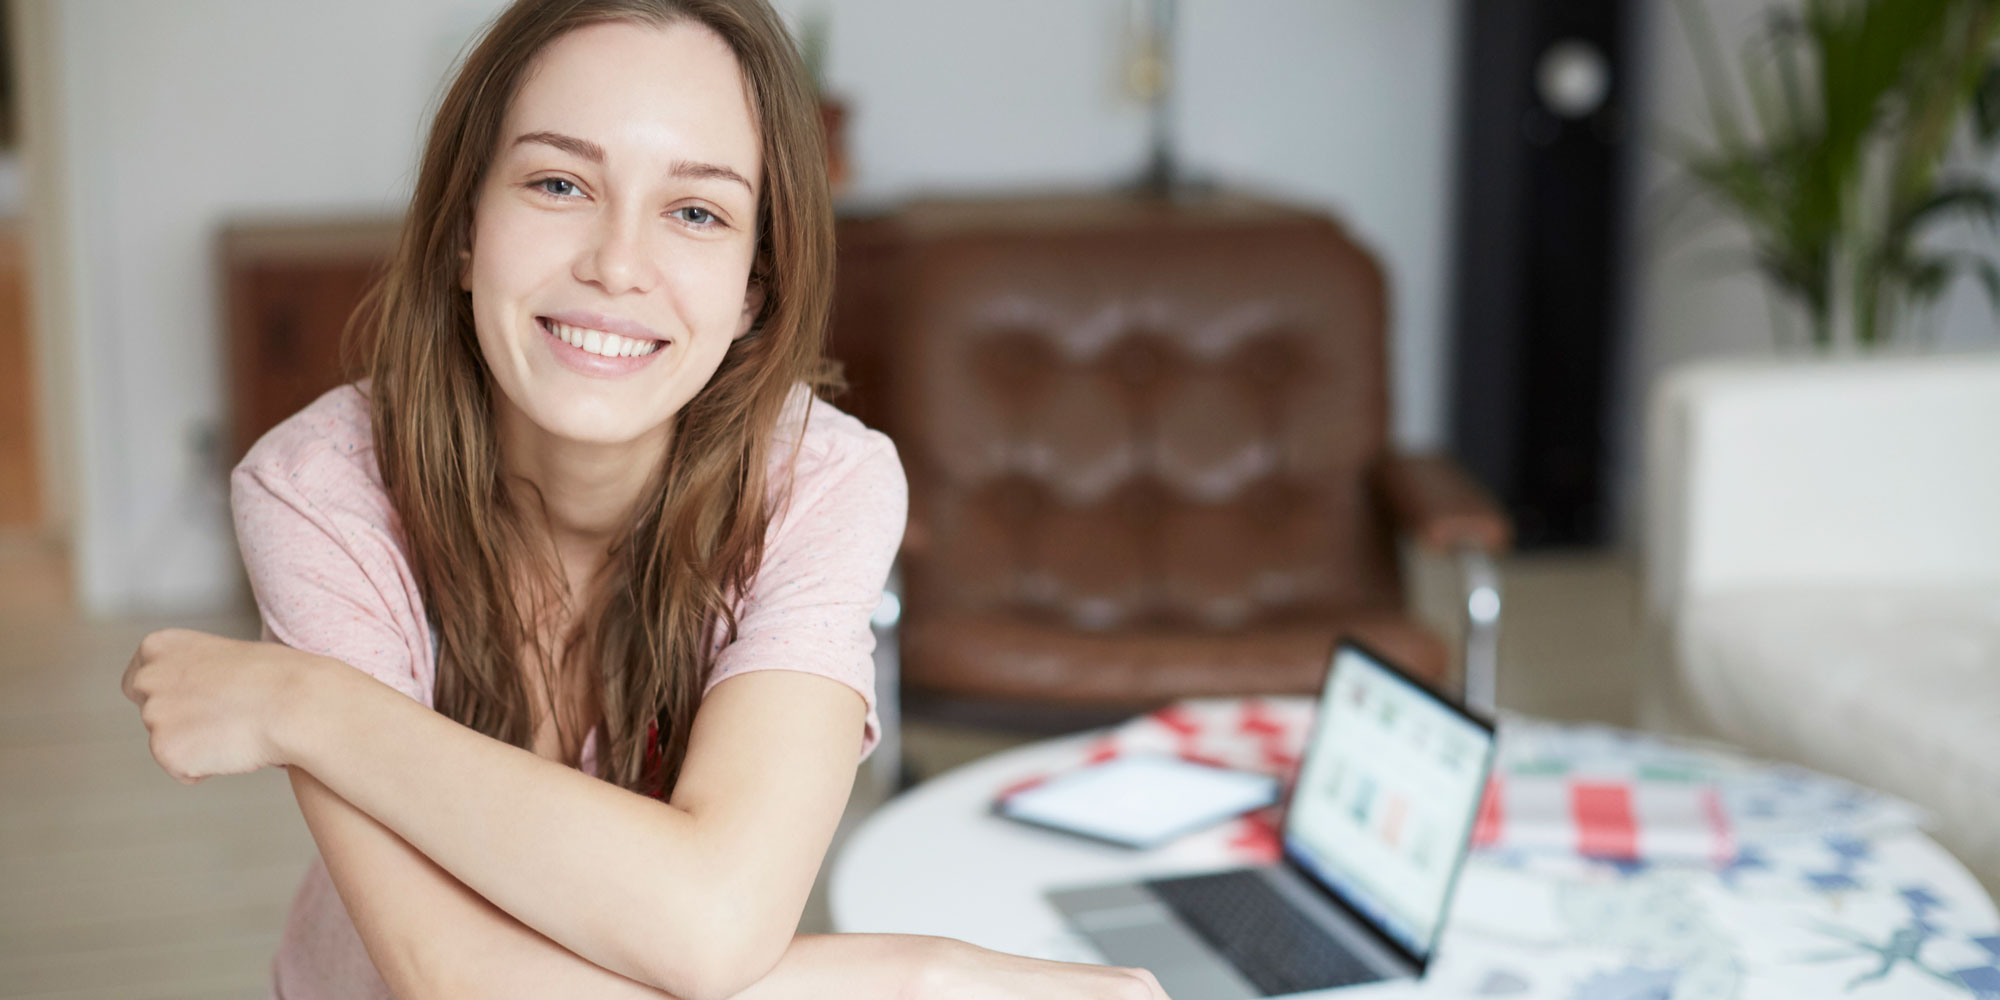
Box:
[464,19,763,448]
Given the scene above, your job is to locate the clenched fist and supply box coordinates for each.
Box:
[121,628,322,784]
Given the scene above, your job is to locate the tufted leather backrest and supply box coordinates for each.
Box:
[888,195,1403,633]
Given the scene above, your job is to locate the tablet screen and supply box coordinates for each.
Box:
[996,753,1282,849]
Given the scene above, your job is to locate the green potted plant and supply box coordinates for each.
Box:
[1669,0,2000,348]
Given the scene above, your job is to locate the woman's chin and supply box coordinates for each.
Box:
[557,419,667,450]
[517,402,670,451]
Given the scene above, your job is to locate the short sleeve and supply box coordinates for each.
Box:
[231,453,433,706]
[703,427,908,763]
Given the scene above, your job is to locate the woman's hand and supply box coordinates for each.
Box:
[913,938,1174,1000]
[120,627,320,784]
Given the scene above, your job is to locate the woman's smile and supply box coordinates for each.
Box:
[536,315,669,379]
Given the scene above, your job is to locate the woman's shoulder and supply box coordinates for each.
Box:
[237,379,376,468]
[230,381,392,520]
[228,381,433,705]
[768,382,903,496]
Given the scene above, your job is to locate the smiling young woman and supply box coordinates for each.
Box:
[115,2,1172,999]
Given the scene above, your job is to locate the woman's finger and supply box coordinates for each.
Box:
[120,647,142,704]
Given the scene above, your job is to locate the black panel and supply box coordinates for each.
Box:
[1447,0,1637,548]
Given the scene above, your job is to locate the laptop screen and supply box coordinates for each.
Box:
[1281,643,1495,961]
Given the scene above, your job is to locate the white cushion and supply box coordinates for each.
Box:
[1646,351,2000,618]
[1679,586,2000,885]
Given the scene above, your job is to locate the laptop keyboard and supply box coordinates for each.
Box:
[1144,869,1382,996]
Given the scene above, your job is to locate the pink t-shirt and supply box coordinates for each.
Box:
[232,381,905,999]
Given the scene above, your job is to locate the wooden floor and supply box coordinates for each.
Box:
[0,538,1646,997]
[0,539,301,998]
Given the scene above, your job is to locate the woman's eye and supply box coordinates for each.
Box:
[532,177,581,199]
[672,206,721,228]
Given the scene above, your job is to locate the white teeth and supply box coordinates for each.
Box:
[547,320,661,359]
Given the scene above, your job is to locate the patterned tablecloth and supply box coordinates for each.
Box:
[997,697,2000,1000]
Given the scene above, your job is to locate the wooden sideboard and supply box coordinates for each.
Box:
[220,219,397,464]
[0,223,37,529]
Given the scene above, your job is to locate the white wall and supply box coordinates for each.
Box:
[43,0,1464,615]
[46,0,506,614]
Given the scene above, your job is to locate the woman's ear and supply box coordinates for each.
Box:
[734,279,767,340]
[458,210,478,292]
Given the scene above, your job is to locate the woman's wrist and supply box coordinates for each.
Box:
[270,649,357,771]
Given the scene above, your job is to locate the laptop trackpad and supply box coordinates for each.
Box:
[1058,887,1261,1000]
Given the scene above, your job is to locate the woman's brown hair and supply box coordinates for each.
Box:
[350,0,836,798]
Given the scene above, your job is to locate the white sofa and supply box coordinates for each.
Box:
[1643,349,2000,890]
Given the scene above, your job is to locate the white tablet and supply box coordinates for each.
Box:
[992,752,1283,850]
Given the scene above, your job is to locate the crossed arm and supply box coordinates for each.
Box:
[282,656,931,1000]
[221,420,954,997]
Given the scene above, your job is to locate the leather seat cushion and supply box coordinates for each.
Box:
[903,610,1449,704]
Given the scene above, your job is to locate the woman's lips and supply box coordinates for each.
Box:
[542,309,665,343]
[538,316,667,378]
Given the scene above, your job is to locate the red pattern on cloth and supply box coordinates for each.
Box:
[1572,783,1640,860]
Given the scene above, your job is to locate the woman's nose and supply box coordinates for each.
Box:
[576,210,660,295]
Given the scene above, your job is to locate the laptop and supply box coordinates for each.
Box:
[1046,638,1498,998]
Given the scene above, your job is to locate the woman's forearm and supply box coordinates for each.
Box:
[297,758,935,1000]
[492,932,941,1000]
[449,919,938,1000]
[730,934,941,1000]
[414,903,938,1000]
[279,656,731,994]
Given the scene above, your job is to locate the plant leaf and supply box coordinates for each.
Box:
[1976,58,2000,145]
[1890,182,2000,245]
[1971,256,2000,315]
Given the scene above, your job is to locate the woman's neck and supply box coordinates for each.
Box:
[493,394,671,580]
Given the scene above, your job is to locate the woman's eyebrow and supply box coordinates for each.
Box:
[511,130,754,194]
[514,129,605,162]
[669,160,755,195]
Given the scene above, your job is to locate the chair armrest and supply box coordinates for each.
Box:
[1378,454,1512,555]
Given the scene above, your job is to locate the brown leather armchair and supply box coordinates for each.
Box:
[860,193,1508,763]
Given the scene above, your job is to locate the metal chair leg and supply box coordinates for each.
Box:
[868,564,905,796]
[1456,547,1502,716]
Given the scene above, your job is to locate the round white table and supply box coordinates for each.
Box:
[830,699,2000,999]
